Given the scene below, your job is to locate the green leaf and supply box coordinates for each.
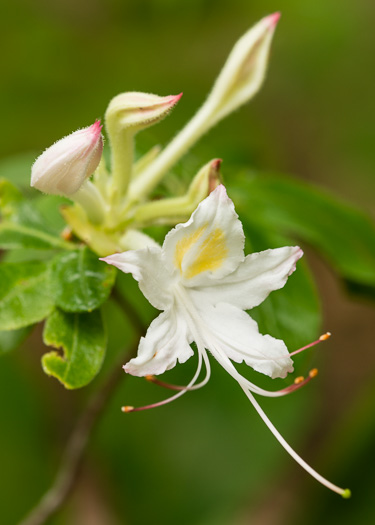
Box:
[0,327,32,355]
[42,309,106,389]
[0,261,55,330]
[0,221,73,251]
[33,195,69,233]
[231,172,375,286]
[241,224,321,352]
[52,246,116,313]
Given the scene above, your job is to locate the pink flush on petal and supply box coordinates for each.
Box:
[265,12,281,28]
[31,121,104,196]
[90,119,103,136]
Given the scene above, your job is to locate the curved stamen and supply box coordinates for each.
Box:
[282,332,331,360]
[122,348,205,413]
[210,344,317,398]
[247,332,331,363]
[241,385,350,498]
[276,368,318,395]
[145,350,212,392]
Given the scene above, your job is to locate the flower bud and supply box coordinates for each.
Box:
[188,158,222,202]
[105,92,182,200]
[105,92,182,133]
[128,14,280,203]
[133,158,222,226]
[204,12,280,125]
[31,121,103,196]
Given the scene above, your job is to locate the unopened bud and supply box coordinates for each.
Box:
[133,159,223,226]
[31,121,103,196]
[128,14,280,202]
[188,158,222,202]
[105,92,182,200]
[105,92,182,133]
[205,12,280,125]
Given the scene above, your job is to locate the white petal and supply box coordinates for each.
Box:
[124,309,194,376]
[199,301,293,379]
[191,246,303,310]
[100,247,172,310]
[162,185,244,286]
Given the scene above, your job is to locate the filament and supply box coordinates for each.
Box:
[241,385,350,497]
[122,348,206,413]
[210,344,317,398]
[145,350,211,392]
[285,332,331,360]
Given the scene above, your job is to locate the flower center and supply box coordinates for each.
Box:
[174,223,229,280]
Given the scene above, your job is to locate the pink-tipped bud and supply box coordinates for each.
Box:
[31,121,103,196]
[105,92,182,133]
[204,13,281,126]
[189,158,223,202]
[265,12,281,28]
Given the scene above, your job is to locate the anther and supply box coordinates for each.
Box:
[277,367,319,396]
[61,227,73,241]
[122,406,134,413]
[286,331,332,360]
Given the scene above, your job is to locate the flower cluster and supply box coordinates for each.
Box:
[30,13,281,256]
[30,12,350,498]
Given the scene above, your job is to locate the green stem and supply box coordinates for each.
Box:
[107,127,134,204]
[127,104,212,204]
[73,181,106,225]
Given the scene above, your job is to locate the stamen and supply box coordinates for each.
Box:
[241,386,350,497]
[275,369,318,395]
[287,332,331,359]
[145,351,211,392]
[210,344,318,399]
[61,227,73,241]
[145,375,188,391]
[122,349,207,413]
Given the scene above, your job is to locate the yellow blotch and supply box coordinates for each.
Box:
[185,228,227,279]
[174,225,206,272]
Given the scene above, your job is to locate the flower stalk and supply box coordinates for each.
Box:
[127,13,280,204]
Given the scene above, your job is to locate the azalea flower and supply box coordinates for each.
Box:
[101,185,350,498]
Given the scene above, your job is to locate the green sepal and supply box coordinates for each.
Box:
[0,261,55,330]
[52,246,116,313]
[42,309,107,389]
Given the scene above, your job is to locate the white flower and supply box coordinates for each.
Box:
[101,185,350,498]
[103,185,300,379]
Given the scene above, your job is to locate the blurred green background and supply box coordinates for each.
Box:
[1,0,375,524]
